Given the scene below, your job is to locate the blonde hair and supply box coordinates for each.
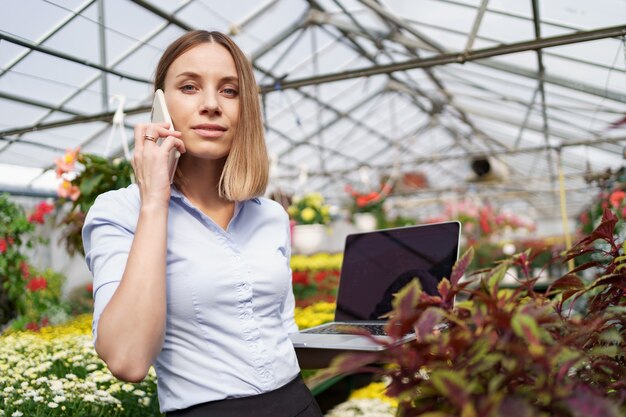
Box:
[154,31,269,201]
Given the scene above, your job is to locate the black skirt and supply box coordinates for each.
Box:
[166,375,323,417]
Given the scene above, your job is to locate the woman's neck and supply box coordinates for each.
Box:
[176,156,230,210]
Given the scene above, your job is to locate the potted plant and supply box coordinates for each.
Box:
[54,148,133,255]
[345,183,393,231]
[287,192,332,255]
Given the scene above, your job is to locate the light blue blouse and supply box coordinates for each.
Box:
[83,184,300,413]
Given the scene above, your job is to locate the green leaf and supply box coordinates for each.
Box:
[391,278,422,311]
[430,369,471,407]
[450,247,473,286]
[415,307,443,341]
[511,313,543,355]
[79,172,104,196]
[437,278,451,299]
[606,305,626,315]
[598,328,622,344]
[588,345,619,358]
[485,263,508,294]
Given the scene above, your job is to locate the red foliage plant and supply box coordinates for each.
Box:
[317,207,625,417]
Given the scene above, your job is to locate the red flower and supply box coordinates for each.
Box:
[292,271,309,285]
[40,317,50,327]
[346,184,391,208]
[609,190,626,208]
[28,201,54,224]
[0,239,6,254]
[20,261,30,279]
[86,282,94,293]
[25,322,40,331]
[26,276,47,292]
[479,207,492,235]
[314,271,328,283]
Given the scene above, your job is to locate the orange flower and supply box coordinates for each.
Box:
[57,179,81,201]
[609,190,625,208]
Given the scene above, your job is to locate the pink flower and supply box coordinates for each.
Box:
[57,179,80,201]
[54,147,80,176]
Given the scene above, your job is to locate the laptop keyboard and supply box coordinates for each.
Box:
[306,323,388,336]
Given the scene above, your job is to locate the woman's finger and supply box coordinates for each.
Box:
[159,136,186,155]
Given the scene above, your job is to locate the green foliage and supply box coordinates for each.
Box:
[0,193,35,326]
[287,192,332,225]
[58,153,133,255]
[319,208,626,417]
[0,194,69,330]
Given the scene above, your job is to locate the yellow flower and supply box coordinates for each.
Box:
[300,207,316,222]
[294,302,336,329]
[349,381,398,407]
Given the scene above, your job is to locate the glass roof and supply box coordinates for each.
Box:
[1,0,625,233]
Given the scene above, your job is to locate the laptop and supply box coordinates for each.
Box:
[289,221,461,351]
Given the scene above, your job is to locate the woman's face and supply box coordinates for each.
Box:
[163,42,240,162]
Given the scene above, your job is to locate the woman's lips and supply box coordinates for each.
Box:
[192,124,227,138]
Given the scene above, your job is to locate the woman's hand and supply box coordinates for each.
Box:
[132,123,185,206]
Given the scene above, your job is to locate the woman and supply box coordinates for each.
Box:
[83,31,323,416]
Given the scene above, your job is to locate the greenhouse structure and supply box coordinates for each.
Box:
[0,1,625,416]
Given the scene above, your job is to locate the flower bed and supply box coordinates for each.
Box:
[325,380,398,417]
[0,315,160,417]
[291,253,342,307]
[0,302,341,417]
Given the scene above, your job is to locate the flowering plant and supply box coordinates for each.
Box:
[578,188,626,236]
[291,253,342,307]
[0,315,160,417]
[427,198,535,244]
[54,148,133,255]
[287,192,331,225]
[0,194,61,330]
[344,183,392,214]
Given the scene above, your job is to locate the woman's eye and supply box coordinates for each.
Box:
[180,85,196,92]
[223,88,238,97]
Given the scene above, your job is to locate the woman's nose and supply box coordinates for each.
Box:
[200,91,221,115]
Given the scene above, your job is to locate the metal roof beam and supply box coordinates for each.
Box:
[0,32,151,84]
[296,134,626,177]
[0,105,151,137]
[0,92,82,117]
[258,24,626,100]
[357,0,447,53]
[128,0,193,30]
[531,0,556,186]
[251,10,310,61]
[0,0,96,76]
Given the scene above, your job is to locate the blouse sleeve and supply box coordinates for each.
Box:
[280,213,299,334]
[82,188,138,343]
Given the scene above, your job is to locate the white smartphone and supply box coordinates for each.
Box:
[151,89,181,184]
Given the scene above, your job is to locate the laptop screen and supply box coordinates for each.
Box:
[334,221,461,322]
